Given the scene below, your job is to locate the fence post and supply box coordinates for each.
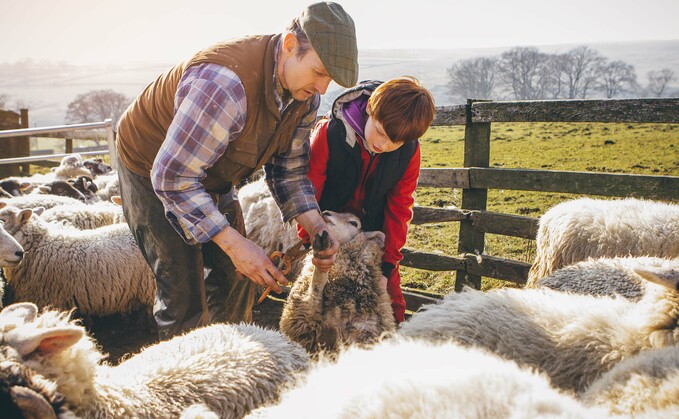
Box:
[455,99,491,291]
[105,118,117,169]
[18,109,30,174]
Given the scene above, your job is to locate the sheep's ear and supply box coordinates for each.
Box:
[364,231,386,249]
[18,209,33,224]
[20,182,31,191]
[633,266,679,290]
[11,386,58,419]
[0,202,6,209]
[38,185,51,194]
[111,195,122,206]
[9,326,84,357]
[0,303,39,324]
[31,207,45,216]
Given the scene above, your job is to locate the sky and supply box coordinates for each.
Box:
[1,0,678,65]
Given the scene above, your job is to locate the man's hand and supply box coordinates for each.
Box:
[296,209,339,272]
[213,226,288,293]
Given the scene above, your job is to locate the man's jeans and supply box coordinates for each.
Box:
[116,154,255,339]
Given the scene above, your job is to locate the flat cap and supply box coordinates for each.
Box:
[299,2,358,87]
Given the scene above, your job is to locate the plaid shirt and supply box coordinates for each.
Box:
[151,59,320,245]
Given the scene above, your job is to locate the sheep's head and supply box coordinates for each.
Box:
[0,303,84,418]
[0,219,24,268]
[632,259,679,347]
[0,346,71,419]
[321,210,386,249]
[83,158,112,176]
[0,205,40,235]
[0,180,29,198]
[321,211,361,245]
[58,154,82,168]
[37,181,86,202]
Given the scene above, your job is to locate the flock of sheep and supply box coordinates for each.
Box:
[0,153,678,418]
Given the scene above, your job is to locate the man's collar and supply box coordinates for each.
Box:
[273,38,292,107]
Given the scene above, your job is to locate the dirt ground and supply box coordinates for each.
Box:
[89,297,285,364]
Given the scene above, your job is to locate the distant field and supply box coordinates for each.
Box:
[402,122,679,294]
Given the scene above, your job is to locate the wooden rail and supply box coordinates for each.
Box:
[408,97,679,299]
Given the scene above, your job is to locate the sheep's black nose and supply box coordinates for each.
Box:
[15,250,24,259]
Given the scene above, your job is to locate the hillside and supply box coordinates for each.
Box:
[1,39,677,126]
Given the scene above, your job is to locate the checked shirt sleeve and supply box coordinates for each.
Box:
[264,94,322,222]
[151,63,246,245]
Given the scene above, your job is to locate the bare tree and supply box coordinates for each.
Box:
[446,57,499,101]
[0,94,10,109]
[598,60,637,98]
[646,69,675,97]
[497,47,553,100]
[65,89,131,125]
[559,46,605,99]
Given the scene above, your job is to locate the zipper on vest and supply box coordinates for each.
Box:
[360,154,377,193]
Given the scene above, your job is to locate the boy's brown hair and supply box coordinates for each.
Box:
[367,76,436,144]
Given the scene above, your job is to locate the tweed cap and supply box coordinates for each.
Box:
[299,2,358,87]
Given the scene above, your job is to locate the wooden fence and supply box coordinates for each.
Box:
[400,97,679,310]
[0,119,116,172]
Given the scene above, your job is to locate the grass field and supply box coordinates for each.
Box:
[402,122,679,294]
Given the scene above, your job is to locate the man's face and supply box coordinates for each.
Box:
[364,116,404,154]
[279,34,333,101]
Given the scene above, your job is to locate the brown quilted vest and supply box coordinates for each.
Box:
[116,34,313,193]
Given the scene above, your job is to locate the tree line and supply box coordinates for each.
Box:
[447,45,675,102]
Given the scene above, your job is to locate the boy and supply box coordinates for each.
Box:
[300,77,435,322]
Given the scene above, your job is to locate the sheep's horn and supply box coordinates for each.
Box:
[312,230,330,252]
[10,385,57,419]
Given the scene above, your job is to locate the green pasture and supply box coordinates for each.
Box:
[403,122,679,294]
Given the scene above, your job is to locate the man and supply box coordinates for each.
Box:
[116,2,357,339]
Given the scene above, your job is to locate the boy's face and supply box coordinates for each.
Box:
[364,116,404,154]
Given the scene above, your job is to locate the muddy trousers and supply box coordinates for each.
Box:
[116,155,255,340]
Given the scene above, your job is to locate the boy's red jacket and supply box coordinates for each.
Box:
[300,119,420,271]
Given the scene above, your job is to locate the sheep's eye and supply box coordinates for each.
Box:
[349,221,358,227]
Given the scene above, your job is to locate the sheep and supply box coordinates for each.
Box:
[528,197,679,285]
[399,257,679,393]
[0,194,83,210]
[0,302,309,418]
[0,179,29,197]
[33,180,87,202]
[581,345,679,416]
[279,211,396,354]
[41,200,125,230]
[533,256,679,301]
[68,175,99,203]
[0,204,155,317]
[93,174,119,202]
[0,346,76,419]
[247,338,608,419]
[82,158,112,177]
[51,154,91,180]
[0,187,12,199]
